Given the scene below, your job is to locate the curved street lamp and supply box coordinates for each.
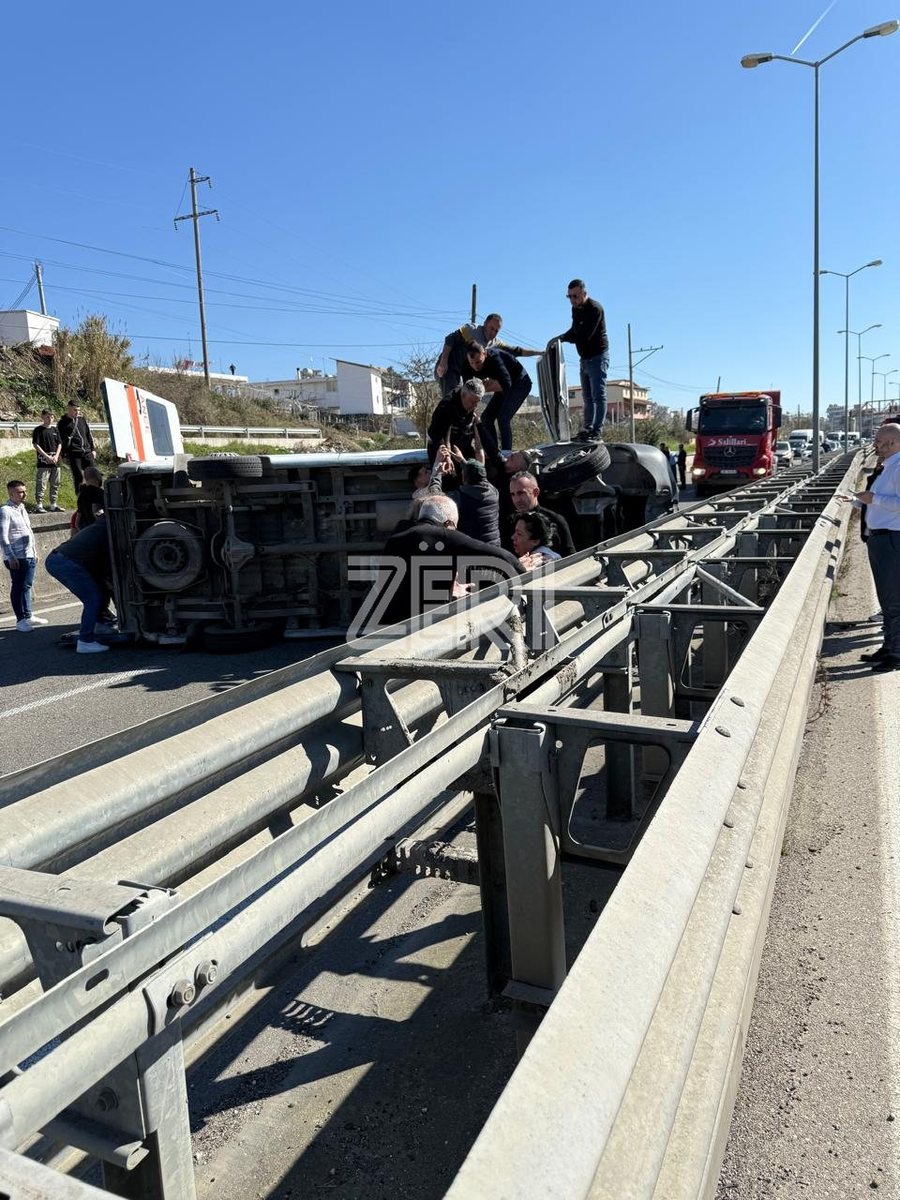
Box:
[839,323,881,434]
[820,261,881,445]
[741,20,899,470]
[860,352,890,433]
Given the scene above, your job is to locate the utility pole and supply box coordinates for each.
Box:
[34,262,47,315]
[175,167,219,388]
[471,284,477,325]
[626,323,663,441]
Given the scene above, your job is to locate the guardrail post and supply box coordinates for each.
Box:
[635,611,674,781]
[491,722,565,1051]
[599,642,636,820]
[473,790,512,1000]
[700,568,729,689]
[0,869,196,1200]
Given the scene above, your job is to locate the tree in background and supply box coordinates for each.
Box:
[398,345,441,435]
[53,315,133,410]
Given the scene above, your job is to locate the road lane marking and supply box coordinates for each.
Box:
[0,670,163,718]
[0,600,81,628]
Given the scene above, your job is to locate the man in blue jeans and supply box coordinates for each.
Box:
[45,518,113,654]
[464,343,533,452]
[552,278,609,441]
[1,480,49,632]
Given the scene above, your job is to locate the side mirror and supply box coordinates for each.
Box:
[685,409,696,432]
[773,406,783,428]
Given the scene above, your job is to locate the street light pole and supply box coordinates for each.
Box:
[875,369,897,401]
[741,20,899,472]
[821,261,881,446]
[841,324,881,435]
[860,352,890,434]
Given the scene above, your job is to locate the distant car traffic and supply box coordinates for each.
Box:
[774,440,793,470]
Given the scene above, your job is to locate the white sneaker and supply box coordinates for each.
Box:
[76,639,110,654]
[26,615,49,626]
[34,506,46,514]
[16,618,35,632]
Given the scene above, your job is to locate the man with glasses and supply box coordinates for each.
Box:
[551,279,609,442]
[1,480,49,632]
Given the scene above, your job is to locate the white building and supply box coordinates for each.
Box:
[249,362,415,416]
[0,310,59,348]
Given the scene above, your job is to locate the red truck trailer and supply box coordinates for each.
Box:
[686,390,783,496]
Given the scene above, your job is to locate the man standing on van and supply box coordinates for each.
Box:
[57,401,95,492]
[552,279,609,442]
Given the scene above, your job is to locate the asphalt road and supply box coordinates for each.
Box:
[0,600,335,775]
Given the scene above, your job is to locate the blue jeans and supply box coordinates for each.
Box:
[5,557,36,621]
[45,552,104,642]
[867,531,900,657]
[580,351,609,432]
[482,374,532,452]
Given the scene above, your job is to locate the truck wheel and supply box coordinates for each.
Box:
[133,521,204,591]
[200,621,278,653]
[187,454,263,481]
[540,441,612,493]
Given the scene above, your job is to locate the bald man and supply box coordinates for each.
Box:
[850,423,900,672]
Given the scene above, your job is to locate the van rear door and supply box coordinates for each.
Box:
[102,378,184,463]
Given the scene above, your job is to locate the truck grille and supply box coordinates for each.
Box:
[704,446,757,467]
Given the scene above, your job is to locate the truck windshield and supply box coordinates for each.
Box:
[699,407,767,434]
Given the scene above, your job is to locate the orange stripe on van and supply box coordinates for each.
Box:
[126,384,147,460]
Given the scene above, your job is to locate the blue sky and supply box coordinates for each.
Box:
[2,0,898,417]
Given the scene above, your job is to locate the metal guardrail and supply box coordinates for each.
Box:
[0,456,856,1199]
[0,421,323,440]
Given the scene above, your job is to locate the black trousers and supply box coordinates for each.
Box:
[67,452,93,492]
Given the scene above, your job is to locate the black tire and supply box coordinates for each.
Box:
[200,620,278,654]
[187,454,263,482]
[540,440,612,493]
[133,520,204,591]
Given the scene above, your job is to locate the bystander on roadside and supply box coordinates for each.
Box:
[32,410,63,512]
[1,480,48,632]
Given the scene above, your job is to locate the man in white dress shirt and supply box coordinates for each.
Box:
[852,424,900,673]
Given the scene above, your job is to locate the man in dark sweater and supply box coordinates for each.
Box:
[378,493,522,625]
[552,278,609,441]
[426,379,499,464]
[465,343,533,453]
[57,401,96,492]
[44,518,112,653]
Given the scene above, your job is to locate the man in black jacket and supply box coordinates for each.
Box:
[465,343,532,453]
[378,493,522,625]
[426,379,498,464]
[57,401,95,492]
[507,470,576,557]
[552,278,609,441]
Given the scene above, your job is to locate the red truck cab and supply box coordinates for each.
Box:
[686,390,783,496]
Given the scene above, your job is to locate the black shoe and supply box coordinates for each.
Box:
[575,428,594,442]
[871,655,900,673]
[860,646,889,662]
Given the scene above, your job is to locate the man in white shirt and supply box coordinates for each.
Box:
[851,424,900,672]
[1,480,49,631]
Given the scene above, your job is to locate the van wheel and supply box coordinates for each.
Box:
[540,440,612,493]
[133,521,204,591]
[188,455,263,481]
